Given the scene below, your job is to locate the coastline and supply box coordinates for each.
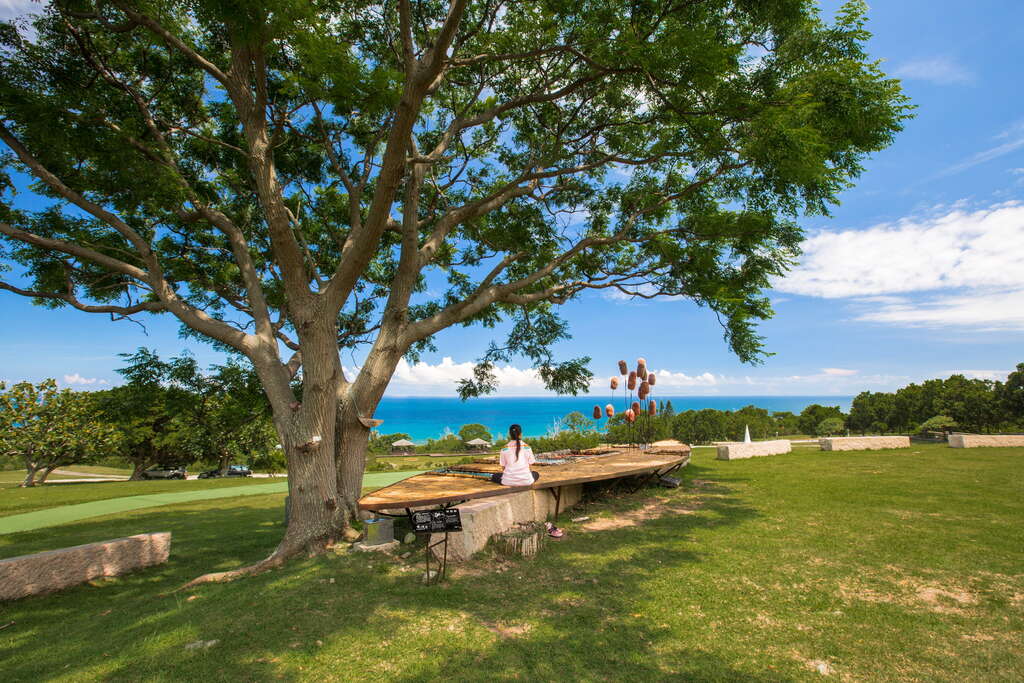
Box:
[372,395,854,442]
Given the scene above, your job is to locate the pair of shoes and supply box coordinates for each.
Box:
[545,521,564,539]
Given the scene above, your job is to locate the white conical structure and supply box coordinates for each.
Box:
[743,425,752,443]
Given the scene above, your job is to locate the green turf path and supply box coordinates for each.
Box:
[0,471,424,535]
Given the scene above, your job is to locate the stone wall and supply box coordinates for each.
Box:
[716,440,792,461]
[819,436,910,451]
[429,486,583,562]
[948,434,1024,448]
[0,532,171,601]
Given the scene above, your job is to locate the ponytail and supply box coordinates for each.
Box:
[509,424,523,461]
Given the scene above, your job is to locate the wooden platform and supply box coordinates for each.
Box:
[358,447,690,511]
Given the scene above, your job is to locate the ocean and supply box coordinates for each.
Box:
[373,395,853,442]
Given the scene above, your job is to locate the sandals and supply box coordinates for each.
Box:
[545,521,565,539]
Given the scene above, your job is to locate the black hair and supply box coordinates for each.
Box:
[509,424,523,461]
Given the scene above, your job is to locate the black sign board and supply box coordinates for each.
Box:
[411,508,462,533]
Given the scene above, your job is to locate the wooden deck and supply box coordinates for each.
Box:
[358,447,690,511]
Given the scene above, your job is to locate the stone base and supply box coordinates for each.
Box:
[428,485,582,562]
[820,436,910,451]
[716,440,792,460]
[948,434,1024,448]
[0,532,171,601]
[352,540,400,553]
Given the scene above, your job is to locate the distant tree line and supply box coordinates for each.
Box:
[0,348,282,486]
[604,401,846,445]
[847,363,1024,434]
[598,363,1024,445]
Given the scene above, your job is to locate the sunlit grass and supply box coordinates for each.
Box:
[0,443,1021,681]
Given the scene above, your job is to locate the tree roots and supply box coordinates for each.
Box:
[180,532,341,590]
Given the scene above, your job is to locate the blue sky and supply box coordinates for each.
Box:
[1,1,1023,396]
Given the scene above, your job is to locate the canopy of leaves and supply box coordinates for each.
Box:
[0,379,120,483]
[457,422,492,443]
[816,416,844,436]
[0,0,911,401]
[97,348,275,471]
[917,415,957,434]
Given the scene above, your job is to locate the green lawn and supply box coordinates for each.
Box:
[0,444,1021,681]
[0,477,268,517]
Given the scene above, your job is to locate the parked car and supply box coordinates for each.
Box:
[197,464,253,479]
[141,465,187,480]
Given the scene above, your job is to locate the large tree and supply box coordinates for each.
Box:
[0,379,119,486]
[97,348,274,478]
[0,0,908,579]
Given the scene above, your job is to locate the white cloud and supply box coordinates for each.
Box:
[777,201,1024,331]
[939,121,1024,177]
[0,0,44,20]
[854,289,1024,330]
[391,357,542,389]
[893,57,973,85]
[363,356,909,396]
[779,202,1024,298]
[63,373,109,386]
[652,370,720,387]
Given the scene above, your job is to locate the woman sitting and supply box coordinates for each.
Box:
[490,424,539,486]
[490,424,564,538]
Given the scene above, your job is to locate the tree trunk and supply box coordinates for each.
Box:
[20,464,38,488]
[336,406,371,520]
[276,434,343,555]
[184,360,345,587]
[217,451,231,474]
[129,461,149,481]
[36,465,57,484]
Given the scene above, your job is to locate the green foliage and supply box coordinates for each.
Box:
[559,411,596,434]
[419,433,466,454]
[668,405,801,445]
[96,348,275,476]
[0,0,910,401]
[522,411,602,451]
[0,379,120,485]
[1000,363,1024,422]
[457,423,492,443]
[816,417,845,436]
[368,432,413,455]
[917,415,958,434]
[798,404,845,435]
[846,368,1022,434]
[528,430,602,454]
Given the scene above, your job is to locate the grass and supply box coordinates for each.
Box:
[0,443,1021,681]
[373,454,479,470]
[0,477,267,518]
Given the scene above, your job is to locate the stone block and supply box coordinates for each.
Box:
[531,484,582,519]
[429,486,583,562]
[430,495,517,562]
[716,440,792,460]
[948,434,1024,448]
[0,532,171,601]
[819,436,910,451]
[352,540,400,553]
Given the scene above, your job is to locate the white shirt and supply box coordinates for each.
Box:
[499,441,536,486]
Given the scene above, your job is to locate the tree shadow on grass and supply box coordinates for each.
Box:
[0,465,778,682]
